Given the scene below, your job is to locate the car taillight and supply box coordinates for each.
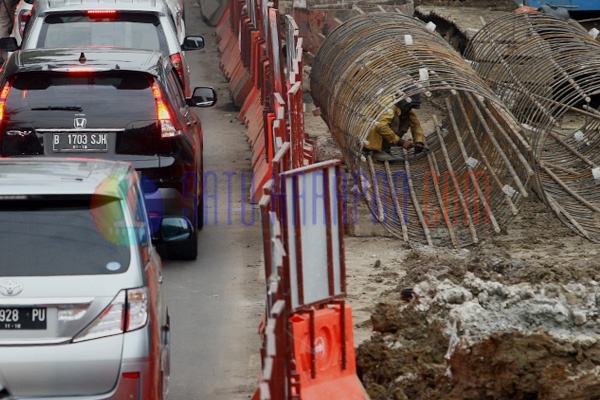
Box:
[18,10,30,36]
[152,82,180,138]
[73,288,148,342]
[0,83,12,123]
[170,53,184,83]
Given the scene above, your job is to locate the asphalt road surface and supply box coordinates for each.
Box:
[162,0,265,398]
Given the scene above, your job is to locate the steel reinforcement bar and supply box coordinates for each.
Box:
[464,13,600,243]
[310,12,535,247]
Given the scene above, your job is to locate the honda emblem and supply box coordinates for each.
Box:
[74,118,87,129]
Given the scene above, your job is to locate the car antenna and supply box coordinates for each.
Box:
[79,52,86,63]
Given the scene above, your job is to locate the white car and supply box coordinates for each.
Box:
[0,157,189,399]
[4,0,195,93]
[11,0,186,44]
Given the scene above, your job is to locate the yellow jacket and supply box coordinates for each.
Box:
[364,104,424,152]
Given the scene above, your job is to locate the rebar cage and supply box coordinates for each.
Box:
[310,12,535,247]
[464,13,600,243]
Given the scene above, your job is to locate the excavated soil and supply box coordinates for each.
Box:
[302,1,600,399]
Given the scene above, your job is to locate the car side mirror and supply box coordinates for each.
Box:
[0,383,12,400]
[188,87,217,107]
[181,35,204,50]
[160,217,193,242]
[0,37,18,52]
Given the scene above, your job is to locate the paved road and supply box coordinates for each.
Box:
[163,0,265,398]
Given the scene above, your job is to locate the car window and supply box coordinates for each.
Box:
[0,195,131,276]
[127,174,152,264]
[5,72,156,126]
[164,67,186,110]
[35,13,169,53]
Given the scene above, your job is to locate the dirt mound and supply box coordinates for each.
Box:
[351,198,600,400]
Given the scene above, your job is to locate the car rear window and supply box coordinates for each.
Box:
[0,195,131,276]
[36,12,169,54]
[5,72,156,127]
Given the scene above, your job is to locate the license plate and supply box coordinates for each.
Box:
[52,133,108,152]
[0,307,47,330]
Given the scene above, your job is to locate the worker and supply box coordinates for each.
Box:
[364,93,426,162]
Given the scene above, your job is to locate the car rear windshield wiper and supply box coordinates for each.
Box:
[31,106,83,112]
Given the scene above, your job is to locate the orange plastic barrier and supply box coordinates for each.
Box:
[289,304,368,400]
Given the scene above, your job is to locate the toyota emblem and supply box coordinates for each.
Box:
[0,280,23,296]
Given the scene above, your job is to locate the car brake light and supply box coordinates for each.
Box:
[0,83,12,123]
[170,53,184,82]
[73,288,148,342]
[66,67,96,73]
[86,10,118,21]
[86,9,117,16]
[152,82,180,138]
[18,10,30,36]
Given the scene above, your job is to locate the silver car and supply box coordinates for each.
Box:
[2,0,202,96]
[0,158,190,399]
[9,0,186,45]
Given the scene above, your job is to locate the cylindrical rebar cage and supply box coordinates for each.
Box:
[464,13,600,242]
[310,12,534,247]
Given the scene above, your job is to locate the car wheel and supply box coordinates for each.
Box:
[166,229,197,260]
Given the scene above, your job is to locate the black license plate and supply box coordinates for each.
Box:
[0,307,47,330]
[53,133,108,152]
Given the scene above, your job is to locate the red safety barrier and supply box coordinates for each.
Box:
[217,0,364,395]
[289,304,367,399]
[215,6,232,46]
[217,26,242,79]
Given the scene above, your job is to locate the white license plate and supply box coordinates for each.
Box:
[52,133,108,152]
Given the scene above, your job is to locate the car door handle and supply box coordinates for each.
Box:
[186,121,192,127]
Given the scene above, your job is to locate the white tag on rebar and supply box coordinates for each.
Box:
[574,130,590,145]
[404,35,413,46]
[521,123,533,131]
[466,157,479,169]
[361,175,371,191]
[419,68,429,83]
[593,167,600,184]
[590,28,599,39]
[425,21,436,32]
[502,184,517,198]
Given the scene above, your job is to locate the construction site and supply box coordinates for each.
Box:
[211,0,600,397]
[303,1,600,399]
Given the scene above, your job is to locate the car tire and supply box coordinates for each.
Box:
[166,229,197,260]
[160,315,171,400]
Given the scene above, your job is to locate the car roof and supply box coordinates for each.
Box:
[34,0,172,14]
[2,47,165,76]
[0,158,135,197]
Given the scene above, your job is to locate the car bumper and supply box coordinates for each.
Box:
[0,329,156,399]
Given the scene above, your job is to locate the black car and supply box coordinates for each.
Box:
[0,47,217,260]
